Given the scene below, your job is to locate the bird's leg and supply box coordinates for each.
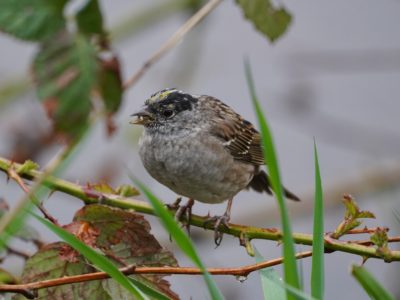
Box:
[174,198,195,233]
[166,197,182,210]
[204,198,233,246]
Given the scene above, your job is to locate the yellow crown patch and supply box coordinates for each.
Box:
[146,88,179,105]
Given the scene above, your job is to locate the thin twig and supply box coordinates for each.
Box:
[1,157,400,261]
[0,148,71,241]
[123,0,223,89]
[7,166,59,226]
[0,251,312,297]
[346,227,388,235]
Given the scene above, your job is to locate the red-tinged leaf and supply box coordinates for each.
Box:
[63,221,100,249]
[99,55,123,136]
[15,205,179,299]
[73,205,179,299]
[33,31,97,141]
[13,243,108,300]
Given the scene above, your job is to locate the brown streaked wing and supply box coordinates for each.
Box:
[207,97,265,165]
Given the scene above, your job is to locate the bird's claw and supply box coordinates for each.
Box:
[204,214,231,246]
[167,198,194,234]
[166,197,182,210]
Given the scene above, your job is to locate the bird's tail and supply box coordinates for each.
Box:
[247,170,300,201]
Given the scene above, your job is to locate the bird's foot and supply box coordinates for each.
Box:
[166,197,182,210]
[167,198,194,234]
[204,213,231,247]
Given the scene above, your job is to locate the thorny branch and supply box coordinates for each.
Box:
[7,165,59,226]
[0,251,312,299]
[123,0,223,89]
[0,157,400,262]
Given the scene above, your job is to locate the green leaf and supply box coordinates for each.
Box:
[244,59,300,298]
[16,160,39,174]
[332,195,375,239]
[99,56,123,114]
[33,32,97,140]
[236,0,292,42]
[351,265,395,300]
[76,0,104,35]
[131,177,224,300]
[370,228,389,249]
[311,141,324,299]
[116,184,140,197]
[255,249,286,300]
[0,0,67,41]
[31,213,148,300]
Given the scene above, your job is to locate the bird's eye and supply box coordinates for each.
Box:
[162,109,174,118]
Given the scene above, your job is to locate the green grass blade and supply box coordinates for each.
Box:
[130,177,224,300]
[311,141,324,299]
[255,248,286,299]
[31,213,148,300]
[351,265,395,300]
[244,59,300,296]
[128,278,171,300]
[255,249,315,300]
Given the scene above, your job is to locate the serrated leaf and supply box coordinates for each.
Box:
[351,265,395,300]
[116,184,140,197]
[67,205,179,299]
[33,31,97,140]
[333,195,375,239]
[0,0,67,41]
[76,0,104,35]
[370,228,388,248]
[343,196,358,218]
[13,244,107,300]
[16,160,39,174]
[30,213,148,300]
[87,182,116,195]
[236,0,292,42]
[357,211,375,219]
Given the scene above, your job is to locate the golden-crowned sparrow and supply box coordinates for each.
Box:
[130,88,299,244]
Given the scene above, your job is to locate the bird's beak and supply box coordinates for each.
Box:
[130,107,154,125]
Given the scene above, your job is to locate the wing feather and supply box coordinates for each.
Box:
[204,96,265,165]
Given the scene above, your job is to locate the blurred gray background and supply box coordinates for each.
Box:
[1,0,400,299]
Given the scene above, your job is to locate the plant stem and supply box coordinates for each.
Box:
[1,157,399,261]
[0,251,312,298]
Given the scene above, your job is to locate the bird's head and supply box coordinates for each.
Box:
[130,88,199,129]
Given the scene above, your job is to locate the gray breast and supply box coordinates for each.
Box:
[139,130,255,204]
